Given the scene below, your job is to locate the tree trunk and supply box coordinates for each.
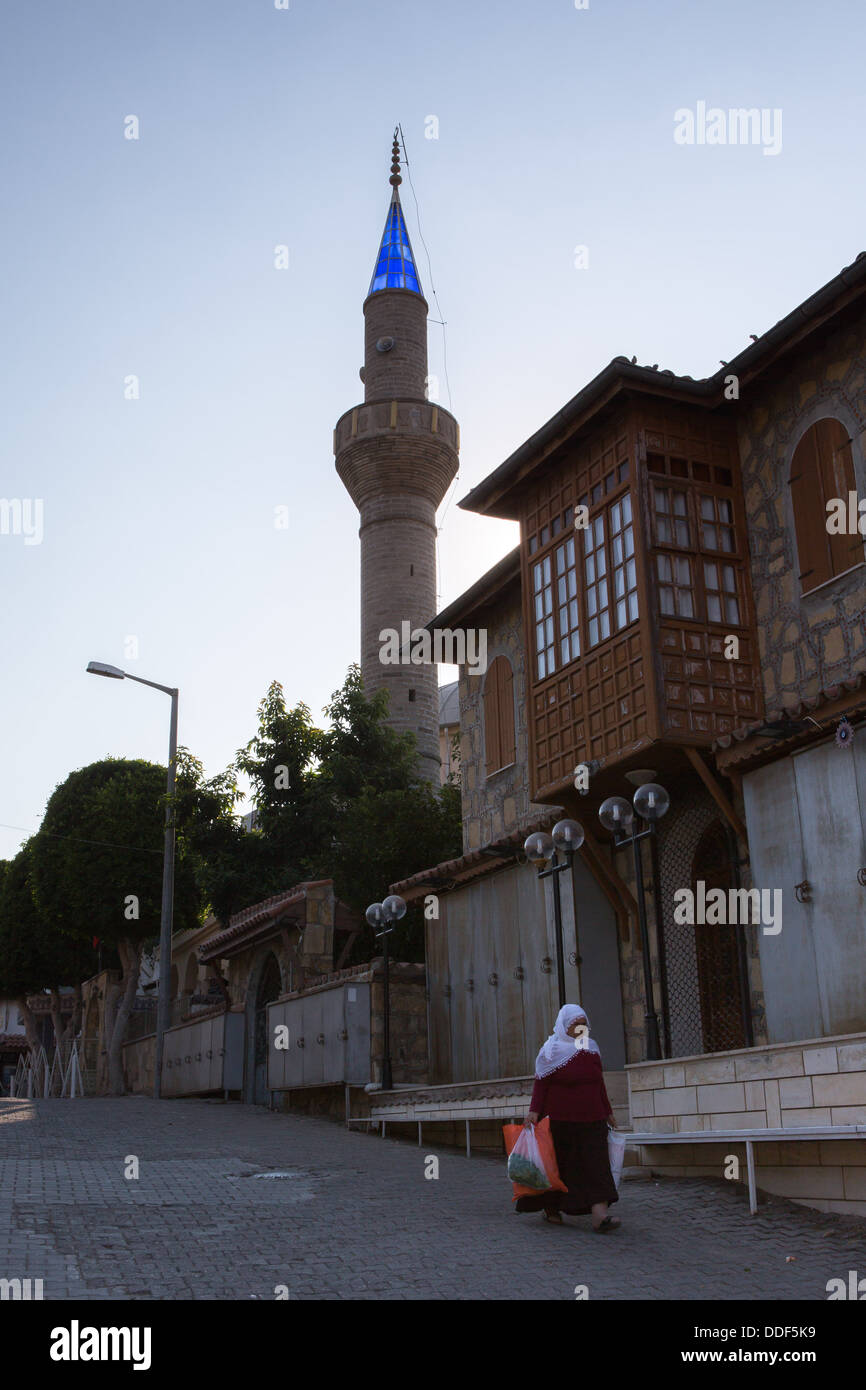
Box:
[49,989,65,1051]
[107,939,141,1096]
[15,997,41,1052]
[61,982,84,1046]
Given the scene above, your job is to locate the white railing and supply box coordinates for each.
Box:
[8,1038,85,1099]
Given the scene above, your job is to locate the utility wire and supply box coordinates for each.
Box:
[0,823,165,855]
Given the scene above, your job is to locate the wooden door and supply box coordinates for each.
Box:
[691,821,747,1053]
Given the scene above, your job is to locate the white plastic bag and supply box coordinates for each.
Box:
[506,1124,552,1190]
[608,1127,626,1190]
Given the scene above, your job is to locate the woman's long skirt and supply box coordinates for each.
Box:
[514,1119,619,1215]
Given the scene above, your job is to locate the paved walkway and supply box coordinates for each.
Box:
[1,1098,864,1300]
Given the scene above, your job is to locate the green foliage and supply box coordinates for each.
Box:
[314,779,461,963]
[22,669,462,975]
[31,759,201,948]
[177,667,462,962]
[0,842,99,996]
[0,844,48,998]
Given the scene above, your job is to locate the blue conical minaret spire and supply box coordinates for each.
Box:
[367,131,423,297]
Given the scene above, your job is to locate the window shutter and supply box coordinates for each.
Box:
[791,425,831,592]
[815,418,858,576]
[484,661,501,775]
[500,659,516,767]
[484,657,515,774]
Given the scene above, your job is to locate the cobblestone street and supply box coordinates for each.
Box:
[1,1097,864,1301]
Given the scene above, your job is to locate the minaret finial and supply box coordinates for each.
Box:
[389,127,402,189]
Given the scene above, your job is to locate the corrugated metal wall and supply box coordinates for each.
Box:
[744,736,866,1042]
[427,859,624,1082]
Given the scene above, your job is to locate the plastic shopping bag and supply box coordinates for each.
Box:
[502,1118,568,1200]
[608,1127,626,1191]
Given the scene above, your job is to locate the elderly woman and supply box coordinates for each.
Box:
[517,1003,621,1231]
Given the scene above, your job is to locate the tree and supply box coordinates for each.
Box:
[175,669,461,962]
[175,683,325,925]
[0,843,98,1052]
[31,759,201,1093]
[308,668,462,960]
[0,847,47,1051]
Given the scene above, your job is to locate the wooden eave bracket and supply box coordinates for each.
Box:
[580,827,639,942]
[684,746,749,847]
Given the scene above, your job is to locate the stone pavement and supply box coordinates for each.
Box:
[1,1097,864,1300]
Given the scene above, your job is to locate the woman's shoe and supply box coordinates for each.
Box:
[543,1210,563,1224]
[592,1216,621,1233]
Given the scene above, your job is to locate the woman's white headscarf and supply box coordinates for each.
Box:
[534,1003,601,1078]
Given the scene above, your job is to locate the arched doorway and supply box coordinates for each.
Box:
[691,821,748,1053]
[252,953,282,1106]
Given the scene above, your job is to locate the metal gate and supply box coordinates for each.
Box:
[253,954,282,1105]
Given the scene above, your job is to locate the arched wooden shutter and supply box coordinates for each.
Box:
[484,656,515,775]
[790,423,831,592]
[817,418,861,573]
[791,418,860,592]
[499,659,515,768]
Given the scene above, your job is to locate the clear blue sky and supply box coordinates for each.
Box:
[1,0,864,861]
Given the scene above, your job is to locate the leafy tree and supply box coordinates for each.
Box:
[175,668,461,963]
[308,667,461,961]
[0,847,47,1051]
[0,843,98,1052]
[30,759,201,1093]
[175,683,325,924]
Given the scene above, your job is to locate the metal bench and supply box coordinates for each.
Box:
[625,1125,866,1214]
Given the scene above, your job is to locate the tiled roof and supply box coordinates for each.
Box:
[713,674,866,765]
[199,882,329,958]
[460,252,866,520]
[389,809,562,899]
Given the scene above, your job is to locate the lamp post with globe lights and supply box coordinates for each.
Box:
[597,783,670,1061]
[365,894,407,1090]
[523,819,585,1009]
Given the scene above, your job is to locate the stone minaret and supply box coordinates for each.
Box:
[335,133,459,783]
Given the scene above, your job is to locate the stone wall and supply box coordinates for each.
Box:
[369,965,428,1087]
[628,1031,866,1215]
[458,584,553,853]
[736,305,866,709]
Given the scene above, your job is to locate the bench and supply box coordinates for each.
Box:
[346,1074,630,1157]
[625,1125,866,1214]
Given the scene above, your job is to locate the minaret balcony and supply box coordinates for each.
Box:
[334,399,459,510]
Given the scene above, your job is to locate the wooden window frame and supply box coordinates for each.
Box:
[650,465,746,628]
[483,655,516,777]
[790,417,861,595]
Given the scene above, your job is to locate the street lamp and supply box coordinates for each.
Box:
[365,893,407,1091]
[598,783,670,1061]
[523,819,585,1008]
[87,661,178,1100]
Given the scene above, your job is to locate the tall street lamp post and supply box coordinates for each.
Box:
[364,894,407,1091]
[523,819,586,1009]
[86,661,178,1100]
[597,783,670,1062]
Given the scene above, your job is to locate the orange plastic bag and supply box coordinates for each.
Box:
[503,1117,568,1200]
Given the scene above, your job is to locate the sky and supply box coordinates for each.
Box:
[1,0,864,862]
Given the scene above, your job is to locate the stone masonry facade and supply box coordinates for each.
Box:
[737,305,866,708]
[457,582,554,854]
